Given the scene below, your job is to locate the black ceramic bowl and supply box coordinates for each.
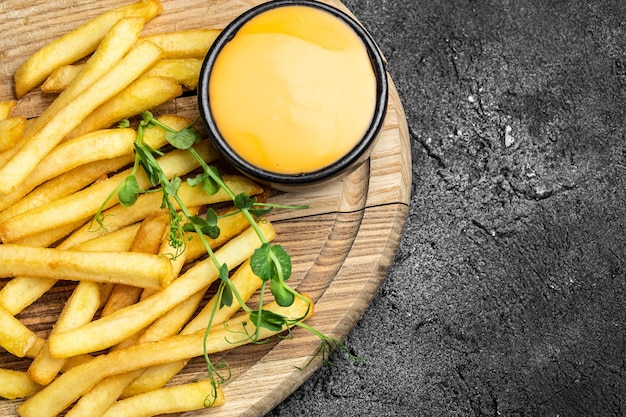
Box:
[198,0,388,191]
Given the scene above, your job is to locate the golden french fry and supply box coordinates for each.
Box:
[0,369,41,400]
[145,58,203,89]
[41,64,85,93]
[13,0,163,98]
[0,128,136,212]
[48,221,275,358]
[19,293,313,417]
[0,39,163,195]
[0,224,139,316]
[66,76,183,140]
[125,260,263,396]
[102,379,225,417]
[0,305,44,358]
[0,116,27,152]
[0,244,174,290]
[142,28,220,59]
[0,220,87,317]
[27,281,101,386]
[0,101,17,120]
[0,130,26,168]
[0,138,218,243]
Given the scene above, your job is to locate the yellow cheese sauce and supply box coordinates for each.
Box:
[208,5,377,175]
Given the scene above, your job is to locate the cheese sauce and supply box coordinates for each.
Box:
[208,5,377,174]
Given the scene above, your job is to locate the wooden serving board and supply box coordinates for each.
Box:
[0,0,411,416]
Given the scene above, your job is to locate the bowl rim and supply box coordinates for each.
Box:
[197,0,388,186]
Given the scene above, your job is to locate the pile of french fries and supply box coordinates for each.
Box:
[0,1,313,416]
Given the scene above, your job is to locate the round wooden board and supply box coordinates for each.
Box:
[0,1,411,416]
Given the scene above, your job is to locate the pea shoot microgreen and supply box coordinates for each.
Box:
[93,111,356,403]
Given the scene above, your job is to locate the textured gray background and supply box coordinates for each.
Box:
[267,0,626,416]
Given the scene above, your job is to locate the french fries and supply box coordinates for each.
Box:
[0,39,163,195]
[13,0,163,98]
[124,259,264,396]
[0,128,136,212]
[19,295,313,417]
[23,16,148,141]
[48,221,275,358]
[0,139,219,243]
[0,1,317,415]
[44,58,204,93]
[0,114,191,224]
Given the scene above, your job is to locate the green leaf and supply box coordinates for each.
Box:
[250,243,272,281]
[200,175,220,195]
[205,208,218,226]
[234,193,255,210]
[140,111,154,127]
[270,244,292,281]
[270,279,295,307]
[166,126,201,150]
[187,173,220,196]
[183,215,220,239]
[118,175,140,207]
[186,173,205,188]
[118,118,131,128]
[219,263,229,280]
[249,310,286,332]
[220,283,233,308]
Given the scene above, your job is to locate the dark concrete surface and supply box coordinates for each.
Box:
[267,0,626,416]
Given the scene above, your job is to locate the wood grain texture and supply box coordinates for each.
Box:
[0,0,411,415]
